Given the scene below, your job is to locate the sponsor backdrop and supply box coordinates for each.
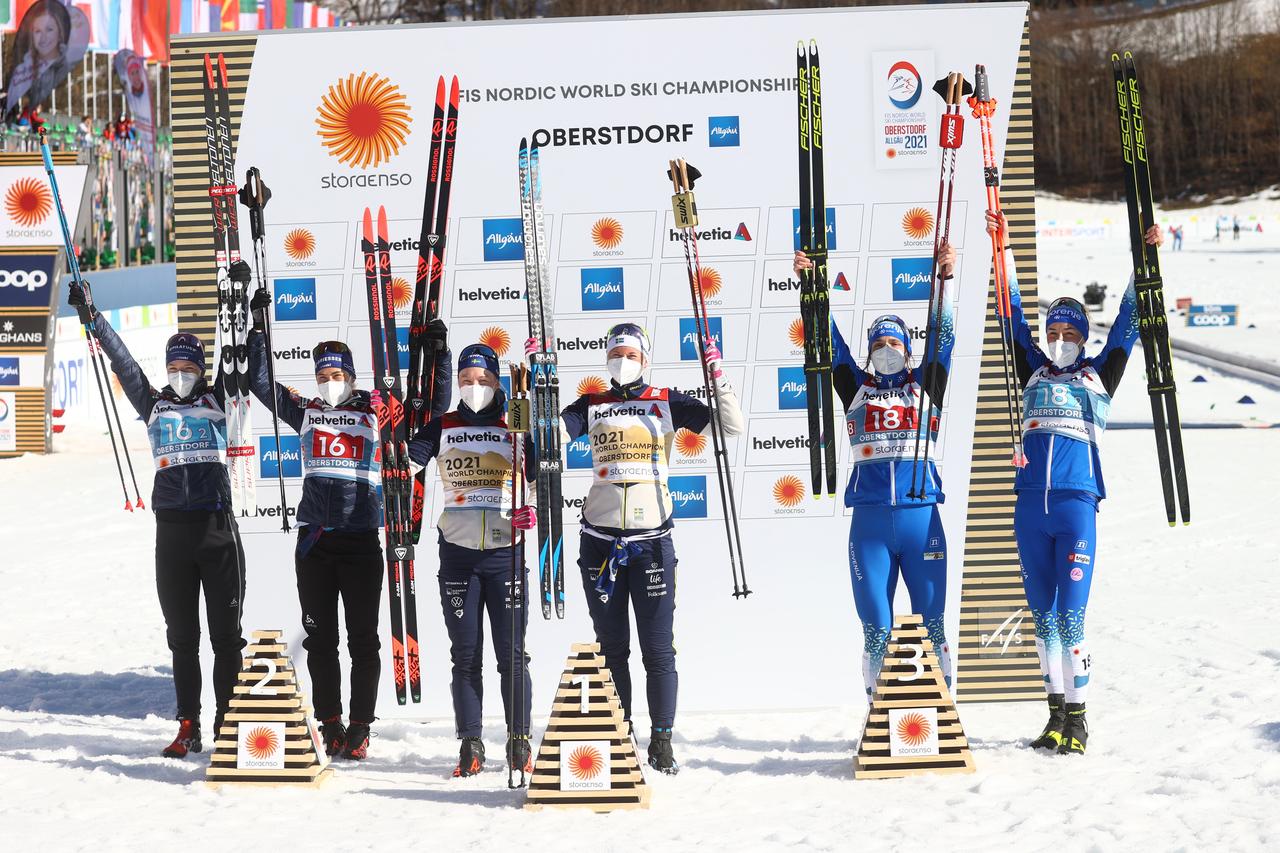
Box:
[170,3,1029,718]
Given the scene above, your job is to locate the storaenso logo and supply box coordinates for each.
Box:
[777,366,807,410]
[315,71,413,188]
[531,123,694,148]
[482,218,524,262]
[669,475,708,519]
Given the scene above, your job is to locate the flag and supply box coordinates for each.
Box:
[290,0,300,27]
[219,0,235,29]
[238,0,253,29]
[178,0,189,30]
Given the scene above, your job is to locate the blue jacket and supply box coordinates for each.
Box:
[95,312,232,512]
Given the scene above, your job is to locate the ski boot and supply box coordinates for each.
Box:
[162,718,202,758]
[506,734,532,774]
[319,716,347,757]
[212,712,226,743]
[1029,693,1066,751]
[453,736,485,777]
[342,721,370,760]
[1058,703,1088,755]
[647,727,679,776]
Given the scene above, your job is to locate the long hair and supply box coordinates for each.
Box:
[13,0,71,65]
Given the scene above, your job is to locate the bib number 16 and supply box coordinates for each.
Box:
[313,432,365,460]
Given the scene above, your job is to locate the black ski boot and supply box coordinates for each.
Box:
[506,734,532,774]
[1059,703,1088,755]
[319,716,347,757]
[212,711,226,743]
[162,718,202,758]
[1029,693,1066,751]
[453,736,485,777]
[343,721,370,760]
[647,728,678,775]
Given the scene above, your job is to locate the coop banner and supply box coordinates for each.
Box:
[189,2,1027,717]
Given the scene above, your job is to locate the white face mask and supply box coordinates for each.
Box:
[870,347,906,376]
[608,357,645,386]
[1046,340,1081,370]
[459,383,495,413]
[168,370,198,398]
[319,379,352,407]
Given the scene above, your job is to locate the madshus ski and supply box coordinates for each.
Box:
[1110,51,1190,526]
[202,52,255,515]
[795,40,837,499]
[518,138,565,620]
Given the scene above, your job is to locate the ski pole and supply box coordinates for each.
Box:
[238,167,290,531]
[507,362,531,789]
[40,128,143,511]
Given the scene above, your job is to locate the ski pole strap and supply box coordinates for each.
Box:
[594,537,645,601]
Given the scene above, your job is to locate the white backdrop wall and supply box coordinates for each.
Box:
[210,3,1028,721]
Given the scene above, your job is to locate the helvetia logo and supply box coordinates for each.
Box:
[773,475,806,507]
[283,228,316,260]
[788,318,805,349]
[901,207,934,240]
[833,270,851,291]
[887,61,923,110]
[479,326,511,357]
[674,428,707,458]
[698,267,722,298]
[391,276,412,311]
[5,177,52,228]
[315,72,412,169]
[568,744,604,780]
[591,217,624,250]
[735,222,752,241]
[895,711,931,746]
[577,376,609,396]
[243,725,280,760]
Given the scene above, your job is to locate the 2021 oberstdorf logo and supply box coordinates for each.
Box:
[891,257,933,301]
[274,278,318,321]
[482,218,525,262]
[669,475,708,518]
[708,116,740,148]
[580,267,624,311]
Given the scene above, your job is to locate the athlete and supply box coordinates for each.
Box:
[68,277,246,759]
[552,322,743,775]
[246,293,450,760]
[794,244,957,697]
[406,343,536,779]
[990,210,1158,755]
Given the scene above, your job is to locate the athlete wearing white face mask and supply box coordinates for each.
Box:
[988,209,1158,756]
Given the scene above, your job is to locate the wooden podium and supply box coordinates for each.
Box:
[525,643,651,812]
[854,615,976,780]
[206,630,332,787]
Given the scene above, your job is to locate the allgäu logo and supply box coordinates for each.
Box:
[777,366,807,410]
[566,434,592,469]
[482,217,525,262]
[708,116,740,148]
[669,474,708,519]
[0,357,19,386]
[259,434,302,478]
[274,278,318,321]
[792,208,837,252]
[580,267,625,311]
[891,257,933,301]
[679,317,722,361]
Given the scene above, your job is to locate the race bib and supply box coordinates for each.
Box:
[147,394,227,469]
[586,391,673,485]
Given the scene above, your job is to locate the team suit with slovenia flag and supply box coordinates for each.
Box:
[557,323,744,775]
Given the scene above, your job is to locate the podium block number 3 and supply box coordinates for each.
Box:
[572,674,589,714]
[898,644,924,683]
[250,658,279,695]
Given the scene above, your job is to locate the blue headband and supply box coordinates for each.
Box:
[1046,299,1089,339]
[868,315,911,355]
[165,333,206,371]
[314,349,355,377]
[458,343,499,377]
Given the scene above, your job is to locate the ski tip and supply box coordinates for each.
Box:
[796,40,805,54]
[809,38,818,53]
[435,76,446,99]
[449,76,460,103]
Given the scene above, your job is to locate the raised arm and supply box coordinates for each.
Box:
[830,317,869,411]
[247,327,306,433]
[989,211,1047,386]
[82,299,156,420]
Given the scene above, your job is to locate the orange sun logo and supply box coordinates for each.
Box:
[788,318,806,349]
[4,177,52,227]
[591,217,624,250]
[315,72,412,169]
[577,376,608,396]
[675,428,707,458]
[901,207,934,240]
[391,276,413,311]
[243,725,280,760]
[479,326,511,357]
[568,744,605,780]
[283,228,316,260]
[895,712,932,746]
[698,267,722,298]
[773,475,805,507]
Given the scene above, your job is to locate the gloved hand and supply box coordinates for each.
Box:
[249,287,271,331]
[512,505,537,531]
[67,280,95,321]
[524,337,540,357]
[228,260,253,287]
[424,318,448,348]
[703,339,724,381]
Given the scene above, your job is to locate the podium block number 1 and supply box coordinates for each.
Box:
[572,674,589,714]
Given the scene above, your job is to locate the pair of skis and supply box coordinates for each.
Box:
[667,159,750,599]
[361,206,420,704]
[506,362,532,788]
[795,40,837,499]
[1110,52,1190,526]
[517,138,565,620]
[202,53,256,515]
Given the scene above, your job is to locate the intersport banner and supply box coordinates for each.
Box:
[207,3,1028,718]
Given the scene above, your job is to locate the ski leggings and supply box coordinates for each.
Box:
[437,538,533,739]
[578,531,678,730]
[1015,490,1097,703]
[154,510,247,721]
[848,504,951,694]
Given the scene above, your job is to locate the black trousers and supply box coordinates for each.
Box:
[295,528,383,723]
[155,510,247,721]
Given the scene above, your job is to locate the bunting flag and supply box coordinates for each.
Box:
[290,0,300,27]
[238,0,253,29]
[219,0,235,29]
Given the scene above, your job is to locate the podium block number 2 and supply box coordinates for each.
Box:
[898,644,924,683]
[250,658,279,695]
[572,674,590,714]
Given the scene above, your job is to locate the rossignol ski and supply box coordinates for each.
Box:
[667,159,750,599]
[795,40,837,499]
[968,65,1027,469]
[407,75,460,543]
[507,361,532,788]
[518,138,565,620]
[203,53,256,515]
[1110,51,1190,526]
[908,71,971,500]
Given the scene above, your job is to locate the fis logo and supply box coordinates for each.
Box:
[482,217,525,262]
[580,267,625,311]
[259,434,302,478]
[679,317,722,361]
[669,475,708,518]
[566,434,592,469]
[0,356,19,386]
[891,257,933,301]
[708,115,740,148]
[777,366,807,410]
[274,278,317,321]
[887,60,923,110]
[791,208,837,251]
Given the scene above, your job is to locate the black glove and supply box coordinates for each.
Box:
[424,318,448,348]
[67,280,96,321]
[249,287,272,332]
[228,260,253,287]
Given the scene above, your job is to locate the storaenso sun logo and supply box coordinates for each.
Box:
[315,72,413,188]
[4,177,54,237]
[283,228,316,265]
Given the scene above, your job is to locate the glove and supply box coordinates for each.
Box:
[423,318,448,348]
[512,505,537,531]
[67,280,95,321]
[249,287,272,331]
[524,336,540,357]
[703,340,724,381]
[228,260,253,287]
